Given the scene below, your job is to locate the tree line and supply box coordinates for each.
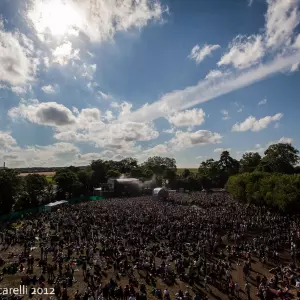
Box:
[0,142,299,215]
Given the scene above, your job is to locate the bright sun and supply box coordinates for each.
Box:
[28,0,83,37]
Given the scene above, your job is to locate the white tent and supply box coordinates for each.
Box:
[44,200,68,212]
[152,187,169,200]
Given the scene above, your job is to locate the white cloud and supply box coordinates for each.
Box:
[43,57,50,68]
[9,100,159,153]
[233,102,244,112]
[144,144,169,155]
[248,0,254,6]
[81,63,97,80]
[196,155,206,159]
[72,107,79,115]
[169,130,222,150]
[8,100,77,126]
[163,128,176,134]
[217,0,300,72]
[0,131,17,150]
[27,0,167,43]
[74,151,113,166]
[240,136,294,157]
[214,148,231,153]
[290,62,300,72]
[278,136,293,143]
[205,70,228,80]
[265,0,300,50]
[232,113,283,132]
[0,22,38,86]
[221,109,230,120]
[11,86,27,95]
[87,51,94,57]
[258,98,267,105]
[52,41,80,65]
[41,84,59,94]
[218,35,264,69]
[167,108,205,127]
[294,34,300,49]
[0,141,80,168]
[97,91,113,101]
[188,44,220,64]
[121,50,300,124]
[118,102,133,117]
[104,110,115,122]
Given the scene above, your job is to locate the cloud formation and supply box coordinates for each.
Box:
[0,21,38,86]
[121,50,300,124]
[220,109,230,120]
[8,100,159,153]
[218,35,264,69]
[189,44,220,64]
[214,148,231,153]
[8,100,77,126]
[169,130,222,150]
[27,0,167,43]
[167,108,205,127]
[41,84,59,94]
[232,113,283,132]
[258,98,267,106]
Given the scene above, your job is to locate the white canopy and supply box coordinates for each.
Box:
[152,187,169,200]
[45,200,68,207]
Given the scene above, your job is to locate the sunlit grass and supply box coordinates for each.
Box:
[177,168,198,174]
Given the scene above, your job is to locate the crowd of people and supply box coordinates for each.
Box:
[0,192,300,300]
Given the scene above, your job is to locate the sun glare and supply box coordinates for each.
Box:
[28,0,83,37]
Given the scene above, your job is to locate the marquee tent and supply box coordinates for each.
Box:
[44,200,68,212]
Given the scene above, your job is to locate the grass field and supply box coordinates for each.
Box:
[18,172,56,183]
[46,175,55,183]
[177,168,198,174]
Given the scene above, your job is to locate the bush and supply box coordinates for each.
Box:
[226,172,300,213]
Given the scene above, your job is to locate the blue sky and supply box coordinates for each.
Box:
[0,0,300,168]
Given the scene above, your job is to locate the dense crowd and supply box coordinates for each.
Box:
[1,192,300,300]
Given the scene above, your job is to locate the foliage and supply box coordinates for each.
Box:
[142,156,177,176]
[239,152,261,173]
[0,169,22,214]
[54,168,81,199]
[107,170,121,179]
[0,142,299,214]
[226,172,300,212]
[258,143,299,173]
[25,174,48,207]
[182,169,191,178]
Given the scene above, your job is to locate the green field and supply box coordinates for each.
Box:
[46,175,54,183]
[177,168,198,174]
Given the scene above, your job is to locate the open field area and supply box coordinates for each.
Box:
[0,193,298,300]
[17,172,56,183]
[18,172,56,177]
[177,168,198,174]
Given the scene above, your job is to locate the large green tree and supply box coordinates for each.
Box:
[107,169,121,179]
[239,152,261,173]
[25,174,48,207]
[54,168,81,199]
[218,151,240,186]
[0,169,22,214]
[91,159,108,186]
[182,169,191,178]
[142,156,177,176]
[118,158,138,174]
[258,143,299,173]
[198,159,220,187]
[77,169,92,195]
